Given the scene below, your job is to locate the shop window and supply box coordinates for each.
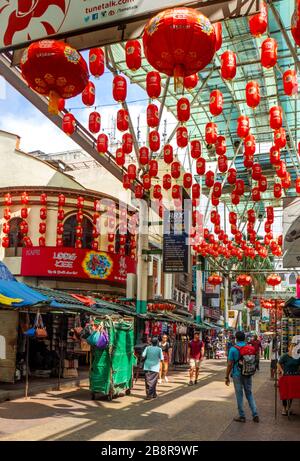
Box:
[63,215,93,249]
[6,217,23,256]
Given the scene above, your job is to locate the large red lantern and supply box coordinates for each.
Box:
[274,128,286,149]
[249,2,268,37]
[269,106,282,130]
[184,73,199,90]
[218,155,228,173]
[236,274,252,286]
[171,161,181,179]
[266,274,281,287]
[122,133,133,154]
[221,50,237,80]
[261,38,277,68]
[97,133,108,155]
[62,113,76,136]
[276,160,287,179]
[117,109,129,132]
[125,40,141,71]
[244,134,256,155]
[209,90,223,116]
[191,140,201,159]
[214,22,223,51]
[196,157,206,175]
[149,130,160,152]
[237,115,250,138]
[274,182,282,199]
[139,146,149,165]
[143,8,216,88]
[147,104,159,128]
[246,81,260,108]
[183,173,193,189]
[244,155,254,169]
[291,2,300,46]
[163,174,172,190]
[208,274,222,286]
[89,111,101,134]
[296,177,300,194]
[113,75,127,103]
[177,98,190,123]
[116,148,125,166]
[163,145,173,164]
[215,135,226,155]
[89,48,105,78]
[177,126,188,148]
[82,81,95,106]
[205,122,217,144]
[149,159,158,177]
[283,69,298,96]
[146,71,161,99]
[21,40,89,114]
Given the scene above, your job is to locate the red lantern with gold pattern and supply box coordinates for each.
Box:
[62,113,76,136]
[258,175,268,192]
[236,274,252,286]
[139,146,149,165]
[191,140,201,159]
[143,174,151,190]
[228,168,237,184]
[274,127,286,149]
[171,161,181,179]
[183,173,193,189]
[266,274,281,287]
[97,133,108,155]
[261,37,277,68]
[237,115,250,138]
[196,157,206,175]
[252,163,262,181]
[283,69,298,96]
[252,187,261,202]
[125,40,141,71]
[229,211,237,225]
[116,148,125,166]
[205,170,215,188]
[215,135,226,155]
[172,185,181,200]
[122,133,133,154]
[146,71,161,99]
[135,185,144,199]
[82,81,95,106]
[213,181,222,198]
[89,111,101,134]
[235,179,245,196]
[177,97,190,123]
[4,193,12,206]
[249,2,268,36]
[282,173,291,189]
[113,75,127,102]
[163,144,173,164]
[244,155,254,169]
[246,81,260,108]
[269,106,282,130]
[177,126,188,148]
[40,207,47,220]
[221,50,237,80]
[149,159,158,177]
[123,174,131,190]
[117,109,129,132]
[39,222,46,234]
[218,155,228,173]
[127,164,137,181]
[163,174,172,191]
[205,122,217,144]
[276,160,287,179]
[192,183,201,199]
[211,195,220,207]
[209,90,223,116]
[184,73,199,90]
[21,40,89,115]
[149,130,160,152]
[244,134,256,155]
[89,48,105,78]
[274,182,282,199]
[270,145,281,166]
[147,104,159,128]
[153,185,162,200]
[208,274,223,286]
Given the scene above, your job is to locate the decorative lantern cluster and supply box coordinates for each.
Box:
[2,193,12,248]
[56,194,66,248]
[20,192,32,248]
[39,193,47,247]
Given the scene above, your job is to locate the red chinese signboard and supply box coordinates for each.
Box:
[21,247,136,284]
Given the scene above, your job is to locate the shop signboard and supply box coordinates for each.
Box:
[0,1,260,52]
[21,246,136,284]
[163,209,189,273]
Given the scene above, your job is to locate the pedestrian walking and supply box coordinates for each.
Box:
[142,337,164,400]
[225,331,259,423]
[158,334,171,384]
[188,331,205,385]
[263,339,271,360]
[277,337,300,416]
[250,334,263,371]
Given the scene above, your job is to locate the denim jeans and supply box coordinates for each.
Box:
[232,375,258,418]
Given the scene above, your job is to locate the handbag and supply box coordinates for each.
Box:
[34,311,48,339]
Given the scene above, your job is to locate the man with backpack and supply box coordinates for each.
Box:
[225,331,259,423]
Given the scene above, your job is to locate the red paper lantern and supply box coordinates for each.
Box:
[296,177,300,194]
[21,40,89,114]
[125,40,141,71]
[177,97,190,123]
[177,126,188,148]
[229,211,237,225]
[58,98,65,112]
[62,113,76,136]
[266,274,281,287]
[244,134,256,155]
[40,207,47,220]
[21,207,28,219]
[172,185,181,200]
[163,145,173,164]
[261,37,277,68]
[39,236,46,247]
[270,145,281,166]
[269,106,282,130]
[205,122,217,144]
[122,133,133,154]
[215,135,226,155]
[246,81,260,108]
[153,185,162,200]
[58,194,66,207]
[258,175,268,192]
[116,148,125,167]
[117,109,129,132]
[89,111,101,134]
[228,168,237,184]
[221,50,237,80]
[123,174,131,190]
[89,48,105,78]
[274,128,286,149]
[4,193,12,206]
[249,2,268,37]
[274,182,282,199]
[218,155,228,173]
[2,236,9,248]
[139,146,149,165]
[211,195,220,207]
[39,222,46,234]
[283,69,298,96]
[282,173,291,189]
[135,185,144,199]
[149,159,158,177]
[143,174,151,190]
[184,73,199,90]
[171,161,181,179]
[190,140,201,159]
[40,193,47,206]
[97,133,108,155]
[209,90,223,116]
[2,222,10,235]
[205,170,215,188]
[291,2,300,46]
[143,8,216,84]
[237,115,250,138]
[127,164,137,180]
[163,174,172,190]
[236,274,252,286]
[113,75,127,103]
[243,155,254,169]
[235,179,245,196]
[252,187,261,202]
[196,157,206,175]
[252,163,262,181]
[208,274,222,286]
[213,181,222,198]
[146,71,161,99]
[82,81,95,106]
[247,209,256,223]
[149,130,160,152]
[23,236,33,248]
[192,183,201,199]
[276,160,287,179]
[214,22,223,51]
[183,173,193,189]
[147,104,159,128]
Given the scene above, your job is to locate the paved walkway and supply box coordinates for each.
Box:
[0,360,299,441]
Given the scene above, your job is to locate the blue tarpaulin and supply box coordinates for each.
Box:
[0,261,15,281]
[0,280,49,307]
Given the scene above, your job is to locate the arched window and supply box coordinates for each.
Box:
[63,215,93,249]
[8,217,23,247]
[115,227,131,256]
[289,273,296,285]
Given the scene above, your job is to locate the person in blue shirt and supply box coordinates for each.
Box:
[142,336,164,400]
[225,330,259,423]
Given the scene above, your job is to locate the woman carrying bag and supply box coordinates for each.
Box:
[142,337,164,400]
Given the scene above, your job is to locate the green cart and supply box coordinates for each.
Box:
[90,318,136,400]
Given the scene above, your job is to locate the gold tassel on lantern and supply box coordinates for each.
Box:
[48,90,60,115]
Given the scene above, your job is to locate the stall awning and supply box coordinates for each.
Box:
[203,321,223,331]
[0,281,49,307]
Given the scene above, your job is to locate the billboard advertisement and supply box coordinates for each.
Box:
[21,246,136,284]
[163,209,189,273]
[283,196,300,268]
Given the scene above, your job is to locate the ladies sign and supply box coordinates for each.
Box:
[21,246,136,284]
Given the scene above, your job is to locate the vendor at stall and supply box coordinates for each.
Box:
[278,337,300,416]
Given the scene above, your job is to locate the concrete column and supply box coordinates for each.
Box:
[163,273,173,299]
[224,276,229,329]
[136,200,148,315]
[45,207,58,246]
[196,266,202,323]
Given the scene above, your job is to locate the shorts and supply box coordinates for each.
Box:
[271,359,278,370]
[189,358,201,368]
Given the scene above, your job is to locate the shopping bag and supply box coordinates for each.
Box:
[24,327,36,337]
[95,330,109,349]
[86,330,100,347]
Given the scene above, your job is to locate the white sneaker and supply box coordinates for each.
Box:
[158,379,162,384]
[164,377,169,383]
